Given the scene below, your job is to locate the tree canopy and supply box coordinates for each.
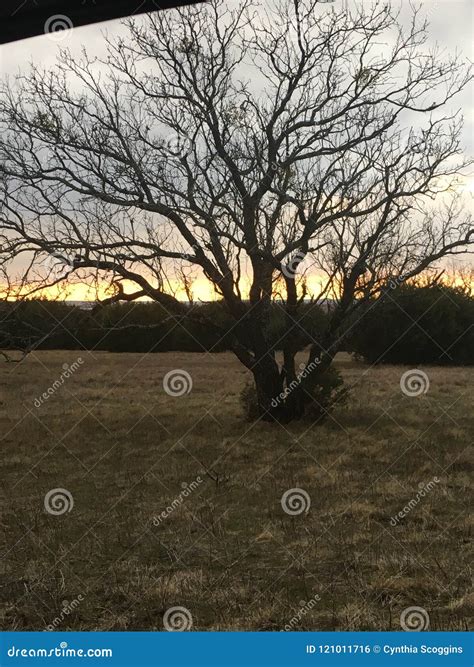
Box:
[0,0,472,420]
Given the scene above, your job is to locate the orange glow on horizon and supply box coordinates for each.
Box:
[2,269,472,303]
[1,277,223,304]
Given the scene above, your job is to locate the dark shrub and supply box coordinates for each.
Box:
[303,365,348,422]
[1,299,329,355]
[0,299,88,350]
[348,285,474,365]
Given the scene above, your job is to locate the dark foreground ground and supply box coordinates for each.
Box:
[0,351,472,630]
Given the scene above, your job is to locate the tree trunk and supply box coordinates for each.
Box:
[252,355,285,421]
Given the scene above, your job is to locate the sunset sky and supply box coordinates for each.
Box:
[1,0,473,302]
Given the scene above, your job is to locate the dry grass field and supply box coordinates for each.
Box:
[0,350,472,631]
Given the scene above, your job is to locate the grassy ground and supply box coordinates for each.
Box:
[0,350,472,631]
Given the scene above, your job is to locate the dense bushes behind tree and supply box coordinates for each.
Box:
[0,299,87,351]
[0,299,329,355]
[3,287,472,365]
[347,285,474,365]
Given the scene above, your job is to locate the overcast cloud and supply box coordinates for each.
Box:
[1,0,472,147]
[0,0,472,294]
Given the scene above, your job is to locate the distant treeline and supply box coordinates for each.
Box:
[0,299,328,354]
[1,284,473,365]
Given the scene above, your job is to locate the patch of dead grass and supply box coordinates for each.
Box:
[0,350,472,631]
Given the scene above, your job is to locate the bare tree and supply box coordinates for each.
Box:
[0,0,472,420]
